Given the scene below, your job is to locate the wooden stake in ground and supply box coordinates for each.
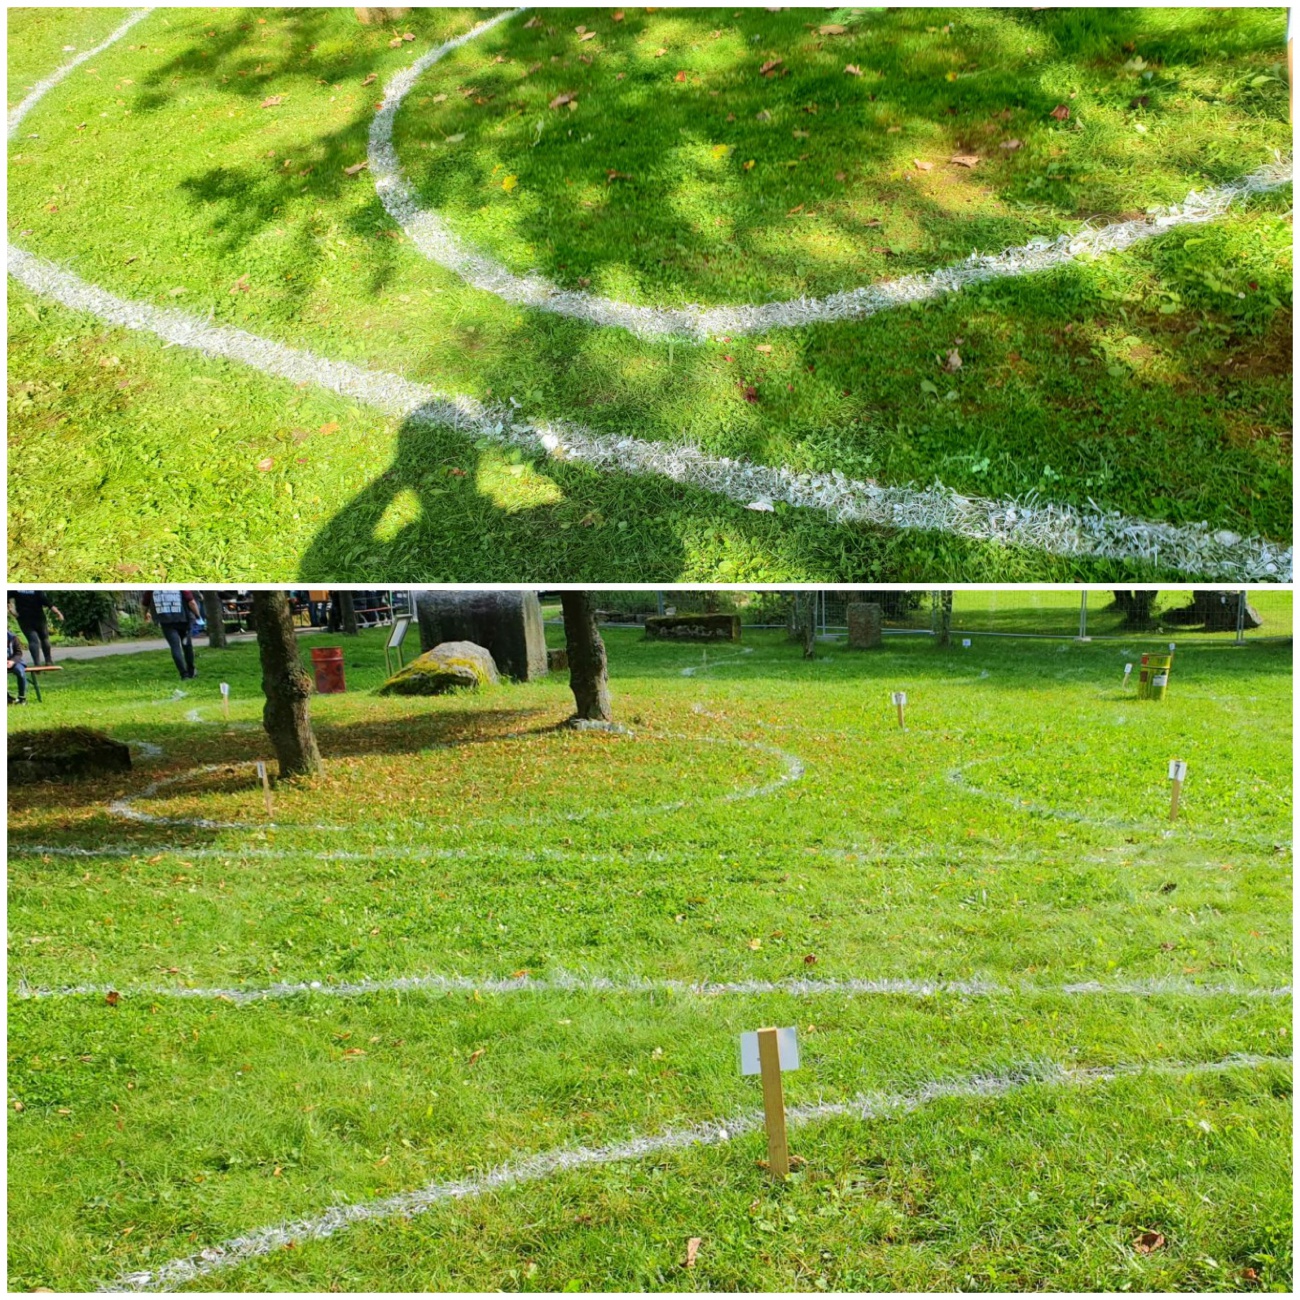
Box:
[741,1026,800,1178]
[220,681,230,723]
[1168,759,1187,821]
[892,690,907,729]
[1123,662,1133,689]
[256,761,273,818]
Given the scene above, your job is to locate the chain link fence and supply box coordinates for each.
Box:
[575,589,1291,643]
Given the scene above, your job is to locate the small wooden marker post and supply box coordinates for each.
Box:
[1168,759,1187,822]
[741,1026,799,1179]
[892,690,907,729]
[220,681,230,723]
[1123,662,1133,689]
[256,761,273,818]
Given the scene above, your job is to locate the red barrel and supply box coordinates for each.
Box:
[310,646,345,694]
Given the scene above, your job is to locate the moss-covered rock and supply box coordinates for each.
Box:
[379,641,500,695]
[8,727,132,784]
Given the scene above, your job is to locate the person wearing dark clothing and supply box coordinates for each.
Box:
[7,630,28,704]
[145,590,200,680]
[9,590,62,666]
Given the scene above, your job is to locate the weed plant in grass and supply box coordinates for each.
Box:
[8,624,1291,1290]
[7,6,1292,581]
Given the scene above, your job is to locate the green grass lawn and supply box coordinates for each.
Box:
[7,6,1293,582]
[8,622,1292,1290]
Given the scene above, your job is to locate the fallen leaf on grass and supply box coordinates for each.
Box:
[502,174,517,191]
[523,15,541,27]
[343,160,369,175]
[342,1047,366,1057]
[685,1238,702,1268]
[756,344,772,353]
[1133,1231,1166,1254]
[319,421,340,435]
[105,991,120,1006]
[844,64,862,76]
[834,169,847,181]
[654,47,668,58]
[748,937,762,949]
[579,31,596,42]
[467,1048,485,1066]
[675,70,687,82]
[819,24,847,35]
[913,159,933,171]
[1131,94,1150,108]
[742,159,755,170]
[549,91,576,109]
[1000,138,1023,150]
[12,1100,23,1112]
[787,203,804,215]
[1049,104,1070,120]
[257,457,275,472]
[606,169,631,182]
[944,348,962,371]
[444,132,465,143]
[759,58,784,76]
[613,11,625,21]
[792,128,809,138]
[361,72,377,86]
[886,124,901,133]
[804,953,818,965]
[229,275,250,294]
[388,37,403,48]
[259,95,282,108]
[950,153,979,167]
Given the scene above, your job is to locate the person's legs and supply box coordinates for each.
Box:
[34,616,53,666]
[18,620,42,666]
[160,623,188,679]
[10,662,27,701]
[181,628,196,678]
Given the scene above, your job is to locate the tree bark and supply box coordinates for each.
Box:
[1111,590,1158,629]
[937,590,954,646]
[252,591,322,778]
[338,590,359,636]
[793,592,816,660]
[560,592,612,722]
[202,591,228,649]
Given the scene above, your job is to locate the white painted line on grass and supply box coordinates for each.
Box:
[6,8,152,140]
[99,1052,1290,1291]
[7,18,1291,578]
[8,247,1289,580]
[371,12,1293,341]
[15,971,1290,1005]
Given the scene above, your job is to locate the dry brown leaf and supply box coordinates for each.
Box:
[834,170,847,181]
[256,457,274,472]
[944,348,962,371]
[259,95,282,108]
[886,124,901,133]
[579,31,596,41]
[675,70,687,82]
[613,10,625,19]
[950,153,980,167]
[362,72,377,86]
[468,1048,485,1066]
[402,32,415,41]
[1050,104,1070,120]
[1000,138,1023,150]
[786,203,804,215]
[606,169,631,182]
[685,1238,702,1268]
[844,63,862,76]
[523,15,541,27]
[759,58,783,76]
[105,990,121,1006]
[12,1100,23,1111]
[804,953,818,964]
[343,160,369,175]
[388,36,403,48]
[1133,1231,1166,1254]
[819,23,847,35]
[229,275,250,294]
[319,421,340,435]
[792,128,809,138]
[756,344,773,353]
[913,158,933,171]
[549,91,576,109]
[654,47,667,57]
[748,938,762,950]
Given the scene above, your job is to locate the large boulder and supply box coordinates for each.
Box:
[9,727,132,785]
[415,591,547,681]
[379,641,499,695]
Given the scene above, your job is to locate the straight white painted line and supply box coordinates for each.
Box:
[371,12,1293,341]
[6,8,152,140]
[14,972,1290,1004]
[7,247,1290,580]
[99,1053,1290,1291]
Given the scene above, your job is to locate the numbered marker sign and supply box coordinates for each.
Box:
[255,761,266,781]
[1124,663,1133,676]
[1168,760,1187,782]
[891,691,907,706]
[961,638,971,648]
[220,682,230,698]
[740,1027,800,1076]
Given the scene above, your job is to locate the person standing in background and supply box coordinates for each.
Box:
[8,590,63,667]
[7,629,28,705]
[144,590,201,681]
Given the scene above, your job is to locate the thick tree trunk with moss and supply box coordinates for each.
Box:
[560,592,612,722]
[202,591,227,649]
[337,591,359,636]
[253,591,322,778]
[936,590,954,646]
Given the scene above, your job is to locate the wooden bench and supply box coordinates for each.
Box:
[24,663,63,702]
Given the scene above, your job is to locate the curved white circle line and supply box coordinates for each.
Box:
[370,10,1293,340]
[98,1053,1291,1292]
[6,15,1292,578]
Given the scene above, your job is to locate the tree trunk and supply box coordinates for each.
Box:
[1111,590,1158,629]
[937,590,954,646]
[202,591,228,649]
[793,592,816,660]
[252,591,322,778]
[338,591,359,636]
[560,592,612,722]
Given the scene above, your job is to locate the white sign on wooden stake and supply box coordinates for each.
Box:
[740,1026,800,1075]
[961,639,971,648]
[1168,759,1187,782]
[220,681,230,721]
[741,1027,799,1179]
[892,691,907,728]
[256,761,273,817]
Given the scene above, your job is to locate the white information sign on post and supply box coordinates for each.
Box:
[220,681,230,721]
[961,638,971,649]
[255,761,273,817]
[891,691,907,729]
[740,1026,800,1076]
[1167,759,1187,821]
